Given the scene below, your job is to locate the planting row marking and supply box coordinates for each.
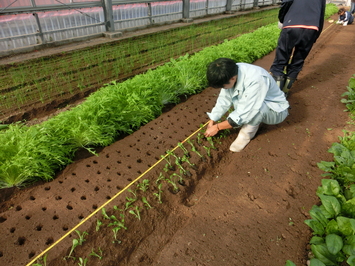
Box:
[26,120,210,266]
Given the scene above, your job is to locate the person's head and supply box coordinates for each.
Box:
[338,8,345,15]
[206,58,238,89]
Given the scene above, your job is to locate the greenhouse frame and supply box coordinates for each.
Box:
[0,0,278,54]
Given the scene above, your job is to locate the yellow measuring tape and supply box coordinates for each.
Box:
[26,120,210,265]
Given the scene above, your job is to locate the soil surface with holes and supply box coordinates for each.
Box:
[1,13,354,266]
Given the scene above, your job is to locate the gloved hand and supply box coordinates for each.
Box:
[336,20,344,24]
[343,21,348,26]
[278,21,283,29]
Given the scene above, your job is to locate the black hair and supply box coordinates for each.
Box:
[206,58,238,88]
[338,7,345,14]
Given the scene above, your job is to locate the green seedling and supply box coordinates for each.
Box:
[101,208,110,220]
[66,230,88,259]
[113,205,123,212]
[78,257,88,266]
[89,247,103,260]
[156,172,165,184]
[203,146,212,157]
[32,253,48,266]
[197,132,204,145]
[218,128,231,138]
[137,179,150,192]
[96,219,103,231]
[108,213,127,230]
[172,172,184,185]
[153,183,163,203]
[181,154,195,167]
[112,227,122,244]
[167,173,183,193]
[128,206,141,220]
[76,230,88,244]
[125,189,137,210]
[178,142,189,156]
[187,139,203,158]
[142,196,152,209]
[168,151,188,175]
[161,151,173,170]
[206,136,217,149]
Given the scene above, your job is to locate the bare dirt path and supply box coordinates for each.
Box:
[1,14,355,266]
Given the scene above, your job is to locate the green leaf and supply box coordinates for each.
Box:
[305,219,325,236]
[326,219,340,235]
[310,236,325,245]
[319,194,341,218]
[347,255,355,266]
[309,258,326,266]
[337,216,355,236]
[342,244,355,256]
[309,205,329,227]
[349,184,355,198]
[319,205,333,219]
[285,260,296,266]
[342,197,355,218]
[317,161,335,173]
[311,244,337,265]
[319,179,341,196]
[345,235,355,245]
[325,234,343,255]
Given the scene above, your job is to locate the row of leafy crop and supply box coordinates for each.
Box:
[0,2,338,190]
[0,9,278,115]
[0,23,281,189]
[285,77,355,266]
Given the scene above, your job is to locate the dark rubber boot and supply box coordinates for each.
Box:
[283,77,296,97]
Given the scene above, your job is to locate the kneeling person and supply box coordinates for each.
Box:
[204,58,289,152]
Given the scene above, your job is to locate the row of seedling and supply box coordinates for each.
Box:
[31,126,231,265]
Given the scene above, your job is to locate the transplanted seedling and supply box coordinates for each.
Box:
[161,151,173,171]
[66,230,89,259]
[78,257,88,266]
[203,145,212,157]
[90,247,103,260]
[181,154,195,168]
[32,253,48,266]
[101,208,110,220]
[128,206,141,220]
[206,136,217,150]
[177,142,189,156]
[168,150,188,176]
[96,219,103,231]
[109,213,127,243]
[153,182,163,204]
[137,179,150,192]
[142,196,152,209]
[108,213,127,230]
[196,132,204,145]
[125,189,138,210]
[166,172,184,193]
[187,139,203,159]
[112,227,122,244]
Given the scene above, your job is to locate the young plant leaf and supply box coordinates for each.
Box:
[325,234,343,255]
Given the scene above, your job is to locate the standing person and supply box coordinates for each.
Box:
[270,0,326,97]
[204,58,289,152]
[336,8,354,26]
[350,0,355,15]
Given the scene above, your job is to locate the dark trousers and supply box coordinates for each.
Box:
[270,28,318,79]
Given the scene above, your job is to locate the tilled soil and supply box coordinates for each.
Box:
[0,13,354,266]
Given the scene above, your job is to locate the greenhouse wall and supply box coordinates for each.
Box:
[0,0,279,55]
